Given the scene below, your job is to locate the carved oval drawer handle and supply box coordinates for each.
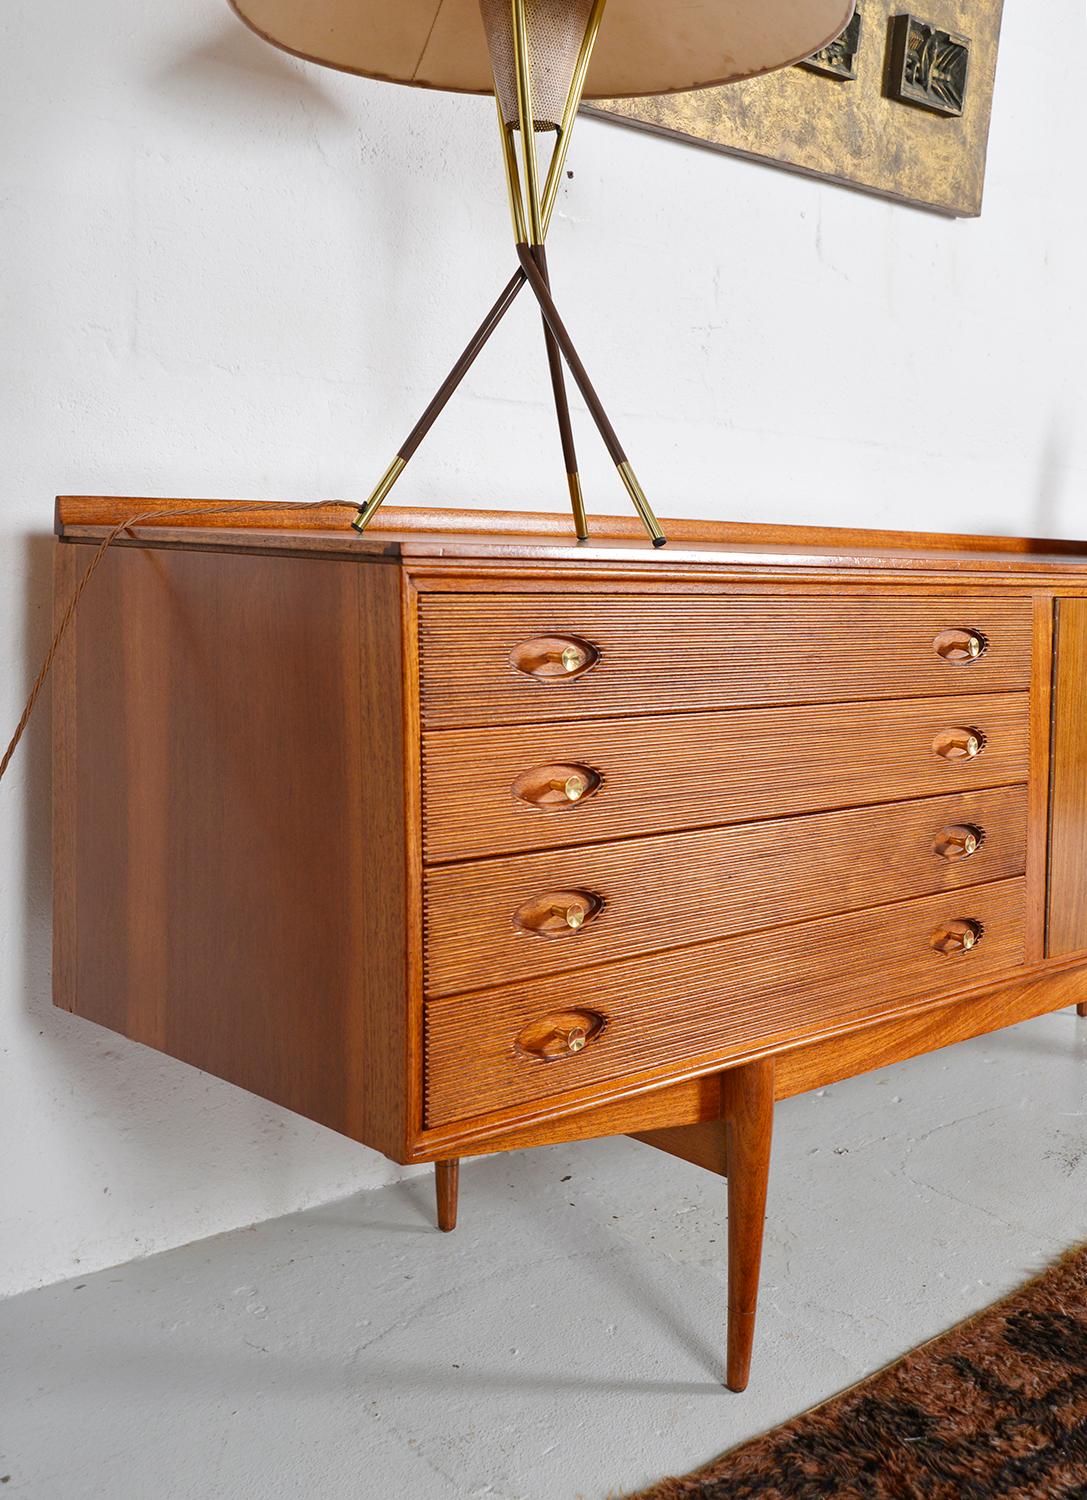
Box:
[513,889,603,939]
[933,726,985,761]
[934,628,988,664]
[516,1008,605,1061]
[511,763,601,811]
[510,635,599,683]
[933,824,985,860]
[931,918,984,955]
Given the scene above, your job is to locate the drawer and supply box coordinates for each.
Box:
[418,595,1033,728]
[421,692,1029,862]
[423,786,1028,997]
[424,878,1028,1127]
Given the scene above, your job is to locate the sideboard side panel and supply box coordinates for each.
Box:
[1048,598,1087,958]
[53,542,411,1158]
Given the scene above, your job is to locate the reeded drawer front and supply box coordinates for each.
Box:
[424,878,1028,1127]
[422,693,1029,862]
[423,786,1029,997]
[418,595,1033,728]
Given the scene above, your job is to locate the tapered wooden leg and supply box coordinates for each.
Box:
[721,1058,775,1392]
[435,1160,459,1232]
[1077,1002,1087,1017]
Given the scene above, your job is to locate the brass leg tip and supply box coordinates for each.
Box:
[567,474,589,542]
[355,456,407,534]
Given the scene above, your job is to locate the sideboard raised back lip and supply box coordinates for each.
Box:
[55,496,1087,579]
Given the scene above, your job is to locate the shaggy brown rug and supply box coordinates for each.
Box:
[628,1245,1087,1499]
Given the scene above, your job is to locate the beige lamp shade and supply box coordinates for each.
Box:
[228,0,857,101]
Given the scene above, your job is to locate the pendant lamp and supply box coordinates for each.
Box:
[228,0,855,546]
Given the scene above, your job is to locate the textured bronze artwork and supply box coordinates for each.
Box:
[588,0,1004,217]
[800,7,862,81]
[889,14,970,117]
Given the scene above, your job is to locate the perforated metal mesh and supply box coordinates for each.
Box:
[479,0,594,130]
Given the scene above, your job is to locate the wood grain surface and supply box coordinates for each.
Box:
[56,496,1087,565]
[424,878,1028,1126]
[439,962,1087,1157]
[423,786,1028,996]
[1048,598,1087,958]
[723,1059,775,1392]
[419,595,1032,728]
[48,500,1086,1322]
[1026,595,1055,962]
[422,693,1030,862]
[52,542,413,1158]
[54,501,1087,588]
[633,1119,730,1176]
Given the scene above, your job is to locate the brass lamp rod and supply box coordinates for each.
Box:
[511,0,545,246]
[497,106,527,246]
[540,0,607,234]
[353,0,666,547]
[504,0,588,538]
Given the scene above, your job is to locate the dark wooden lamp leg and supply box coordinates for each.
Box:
[531,244,588,540]
[721,1058,775,1392]
[353,270,527,531]
[435,1159,460,1232]
[356,1,664,547]
[515,244,665,546]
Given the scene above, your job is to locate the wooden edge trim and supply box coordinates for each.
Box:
[400,574,426,1153]
[406,956,1087,1159]
[1026,594,1055,962]
[438,964,1087,1162]
[55,497,1087,561]
[52,543,79,1014]
[57,529,1087,590]
[1045,597,1064,953]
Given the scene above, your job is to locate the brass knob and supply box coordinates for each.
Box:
[512,764,600,811]
[934,629,987,663]
[931,918,983,955]
[516,1008,604,1060]
[512,889,601,939]
[933,824,984,861]
[933,727,985,761]
[510,635,598,682]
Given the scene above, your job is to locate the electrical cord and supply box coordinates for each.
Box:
[0,500,358,786]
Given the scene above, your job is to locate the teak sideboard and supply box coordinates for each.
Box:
[53,498,1087,1391]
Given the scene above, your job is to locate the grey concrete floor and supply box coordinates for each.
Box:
[2,1011,1086,1500]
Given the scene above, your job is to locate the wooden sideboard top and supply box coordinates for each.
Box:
[55,496,1087,581]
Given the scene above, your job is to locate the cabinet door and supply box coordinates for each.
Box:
[1048,598,1087,956]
